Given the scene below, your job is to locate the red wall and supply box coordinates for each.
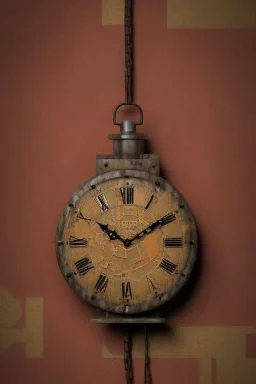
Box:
[1,1,256,383]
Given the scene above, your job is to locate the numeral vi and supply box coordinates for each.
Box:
[122,282,132,298]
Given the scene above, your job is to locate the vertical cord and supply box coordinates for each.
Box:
[124,328,134,384]
[124,0,133,104]
[144,325,152,384]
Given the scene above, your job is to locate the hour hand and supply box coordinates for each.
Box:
[97,222,125,243]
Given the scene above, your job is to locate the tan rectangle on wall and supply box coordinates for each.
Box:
[167,0,256,28]
[102,0,124,25]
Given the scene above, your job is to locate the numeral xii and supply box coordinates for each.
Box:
[120,187,134,204]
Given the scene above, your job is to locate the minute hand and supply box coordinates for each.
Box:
[125,213,176,247]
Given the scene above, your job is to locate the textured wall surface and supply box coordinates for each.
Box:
[1,1,256,383]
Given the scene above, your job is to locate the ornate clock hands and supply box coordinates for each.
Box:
[124,213,176,248]
[96,222,126,244]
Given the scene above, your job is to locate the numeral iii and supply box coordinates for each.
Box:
[164,237,182,248]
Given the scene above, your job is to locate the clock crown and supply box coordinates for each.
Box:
[109,103,148,159]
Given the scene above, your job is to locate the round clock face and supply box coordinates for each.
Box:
[56,170,197,314]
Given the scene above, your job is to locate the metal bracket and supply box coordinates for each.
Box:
[96,154,160,175]
[90,309,165,324]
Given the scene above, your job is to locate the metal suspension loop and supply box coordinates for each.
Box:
[124,329,134,384]
[144,325,152,384]
[125,0,133,104]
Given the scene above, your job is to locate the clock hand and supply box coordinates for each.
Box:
[124,222,159,247]
[96,222,125,244]
[124,213,175,247]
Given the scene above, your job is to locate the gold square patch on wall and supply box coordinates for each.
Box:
[167,0,256,28]
[102,0,124,25]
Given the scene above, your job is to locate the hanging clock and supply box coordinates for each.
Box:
[56,103,197,316]
[56,1,199,381]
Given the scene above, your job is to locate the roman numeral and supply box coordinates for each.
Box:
[69,236,88,248]
[95,194,109,211]
[160,213,176,226]
[74,257,94,275]
[122,282,132,298]
[145,195,154,209]
[76,211,90,222]
[148,278,158,292]
[120,188,134,204]
[95,274,109,292]
[77,211,86,220]
[164,237,182,248]
[159,258,177,274]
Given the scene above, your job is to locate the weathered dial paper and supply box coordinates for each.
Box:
[56,171,197,314]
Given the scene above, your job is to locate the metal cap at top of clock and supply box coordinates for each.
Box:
[109,103,148,159]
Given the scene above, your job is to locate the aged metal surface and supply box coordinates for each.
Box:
[90,309,165,323]
[56,169,198,315]
[113,103,143,126]
[91,318,165,324]
[110,103,146,159]
[96,155,160,175]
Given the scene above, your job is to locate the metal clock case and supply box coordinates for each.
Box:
[56,103,197,318]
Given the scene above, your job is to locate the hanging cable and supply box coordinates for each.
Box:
[123,2,152,382]
[124,328,134,384]
[144,325,152,384]
[124,0,133,104]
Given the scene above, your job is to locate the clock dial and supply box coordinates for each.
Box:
[56,171,197,314]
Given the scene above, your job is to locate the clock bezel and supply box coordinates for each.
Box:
[56,169,197,315]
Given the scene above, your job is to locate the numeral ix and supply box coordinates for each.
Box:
[69,236,88,248]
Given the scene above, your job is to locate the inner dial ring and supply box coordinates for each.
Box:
[56,170,197,314]
[81,205,164,279]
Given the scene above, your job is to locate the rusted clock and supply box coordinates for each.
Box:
[56,103,197,316]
